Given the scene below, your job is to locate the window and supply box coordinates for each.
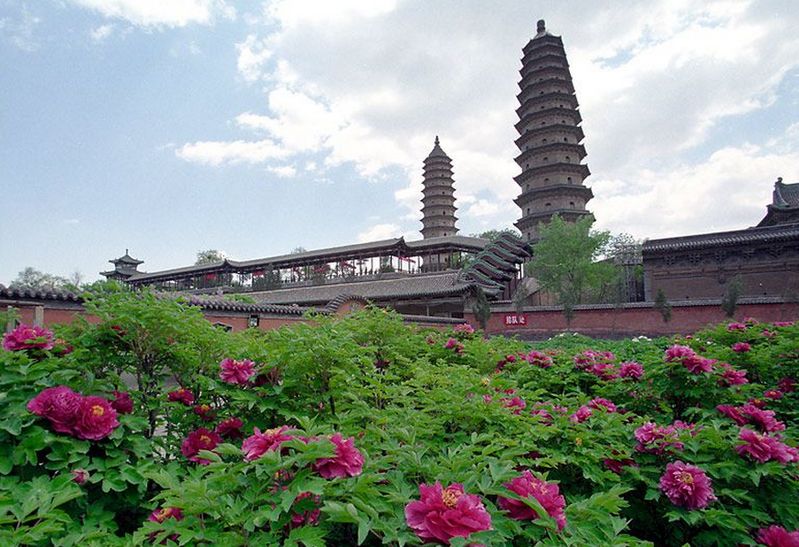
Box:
[248,315,260,328]
[545,202,551,207]
[567,176,572,182]
[565,156,570,162]
[569,201,575,207]
[544,177,549,182]
[543,156,548,161]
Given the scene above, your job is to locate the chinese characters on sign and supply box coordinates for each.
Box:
[503,314,528,327]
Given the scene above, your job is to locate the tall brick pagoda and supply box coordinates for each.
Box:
[514,19,593,241]
[421,136,459,239]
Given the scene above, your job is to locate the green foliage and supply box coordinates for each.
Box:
[526,215,617,323]
[195,249,226,265]
[655,289,672,323]
[1,301,798,545]
[470,228,521,242]
[721,276,744,318]
[471,289,492,331]
[9,267,70,291]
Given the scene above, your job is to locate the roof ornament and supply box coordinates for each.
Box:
[537,19,546,33]
[434,135,440,145]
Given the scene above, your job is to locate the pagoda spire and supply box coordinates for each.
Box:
[513,19,594,241]
[420,137,458,239]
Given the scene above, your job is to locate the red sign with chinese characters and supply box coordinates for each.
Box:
[503,313,528,327]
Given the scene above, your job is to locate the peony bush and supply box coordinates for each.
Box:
[0,287,797,545]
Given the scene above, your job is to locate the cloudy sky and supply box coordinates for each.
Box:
[2,0,798,283]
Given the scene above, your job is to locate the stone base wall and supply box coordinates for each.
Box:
[466,300,799,339]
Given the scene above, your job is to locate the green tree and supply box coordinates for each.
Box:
[654,288,672,323]
[471,287,491,330]
[526,215,616,324]
[195,249,226,265]
[470,228,521,242]
[721,275,743,318]
[9,267,69,291]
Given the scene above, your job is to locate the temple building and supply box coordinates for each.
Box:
[643,179,799,301]
[513,19,593,241]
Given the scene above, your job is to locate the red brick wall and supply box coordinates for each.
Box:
[466,302,799,338]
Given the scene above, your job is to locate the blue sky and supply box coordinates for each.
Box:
[2,0,798,284]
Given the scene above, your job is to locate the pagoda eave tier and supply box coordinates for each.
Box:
[515,124,584,148]
[518,67,573,90]
[517,80,576,102]
[514,185,594,206]
[422,167,453,176]
[520,51,568,72]
[514,162,590,182]
[515,142,586,165]
[516,209,594,230]
[421,206,457,215]
[516,92,578,116]
[515,107,581,132]
[522,34,563,56]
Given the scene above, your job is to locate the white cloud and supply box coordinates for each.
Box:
[176,139,288,165]
[90,24,114,41]
[267,164,297,178]
[0,7,41,52]
[356,223,401,243]
[177,1,799,240]
[70,0,234,28]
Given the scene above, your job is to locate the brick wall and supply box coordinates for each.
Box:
[466,300,799,338]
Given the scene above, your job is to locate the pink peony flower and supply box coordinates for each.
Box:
[658,461,715,510]
[497,470,567,531]
[72,396,120,441]
[586,362,618,380]
[603,458,637,474]
[773,321,794,327]
[148,507,184,523]
[619,361,644,380]
[664,345,695,362]
[634,422,683,454]
[732,342,751,353]
[27,386,82,434]
[682,355,715,374]
[215,417,244,439]
[167,388,195,406]
[110,390,134,414]
[219,358,256,385]
[727,322,747,331]
[530,408,554,425]
[736,428,799,464]
[569,405,592,423]
[71,468,89,485]
[573,350,615,369]
[756,525,799,546]
[312,432,364,479]
[526,350,553,368]
[181,428,221,465]
[2,324,54,351]
[453,323,475,334]
[589,398,617,413]
[777,378,796,393]
[405,482,492,544]
[241,426,296,462]
[444,338,465,354]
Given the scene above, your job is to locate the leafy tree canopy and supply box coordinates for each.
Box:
[469,228,521,242]
[195,249,226,265]
[9,267,70,291]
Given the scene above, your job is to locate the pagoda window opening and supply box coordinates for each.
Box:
[565,156,570,162]
[570,202,575,207]
[545,202,551,207]
[563,137,568,142]
[544,177,550,182]
[567,176,572,182]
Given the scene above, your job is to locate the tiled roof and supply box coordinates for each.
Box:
[0,285,82,302]
[642,223,799,253]
[773,180,799,208]
[460,233,531,292]
[254,273,476,305]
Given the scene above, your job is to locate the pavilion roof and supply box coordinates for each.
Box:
[127,235,489,284]
[642,223,799,253]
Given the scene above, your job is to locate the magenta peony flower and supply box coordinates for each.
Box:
[312,432,364,479]
[603,458,637,474]
[586,362,618,380]
[241,426,296,462]
[497,471,567,531]
[405,482,492,544]
[181,428,221,465]
[502,396,527,415]
[148,507,184,523]
[716,404,748,426]
[741,403,785,433]
[777,378,796,393]
[27,386,82,434]
[718,364,748,386]
[215,417,244,439]
[167,388,195,406]
[219,358,256,385]
[764,389,784,400]
[573,350,615,369]
[683,355,715,374]
[732,342,751,353]
[727,322,747,331]
[193,403,215,421]
[290,492,322,528]
[634,422,683,454]
[569,405,592,423]
[2,324,54,351]
[736,428,799,464]
[659,461,715,510]
[589,398,617,413]
[530,408,554,425]
[72,396,120,441]
[664,345,695,362]
[71,468,89,485]
[526,350,553,368]
[773,321,795,327]
[619,361,644,380]
[444,338,465,354]
[453,323,475,334]
[110,390,134,414]
[756,525,799,546]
